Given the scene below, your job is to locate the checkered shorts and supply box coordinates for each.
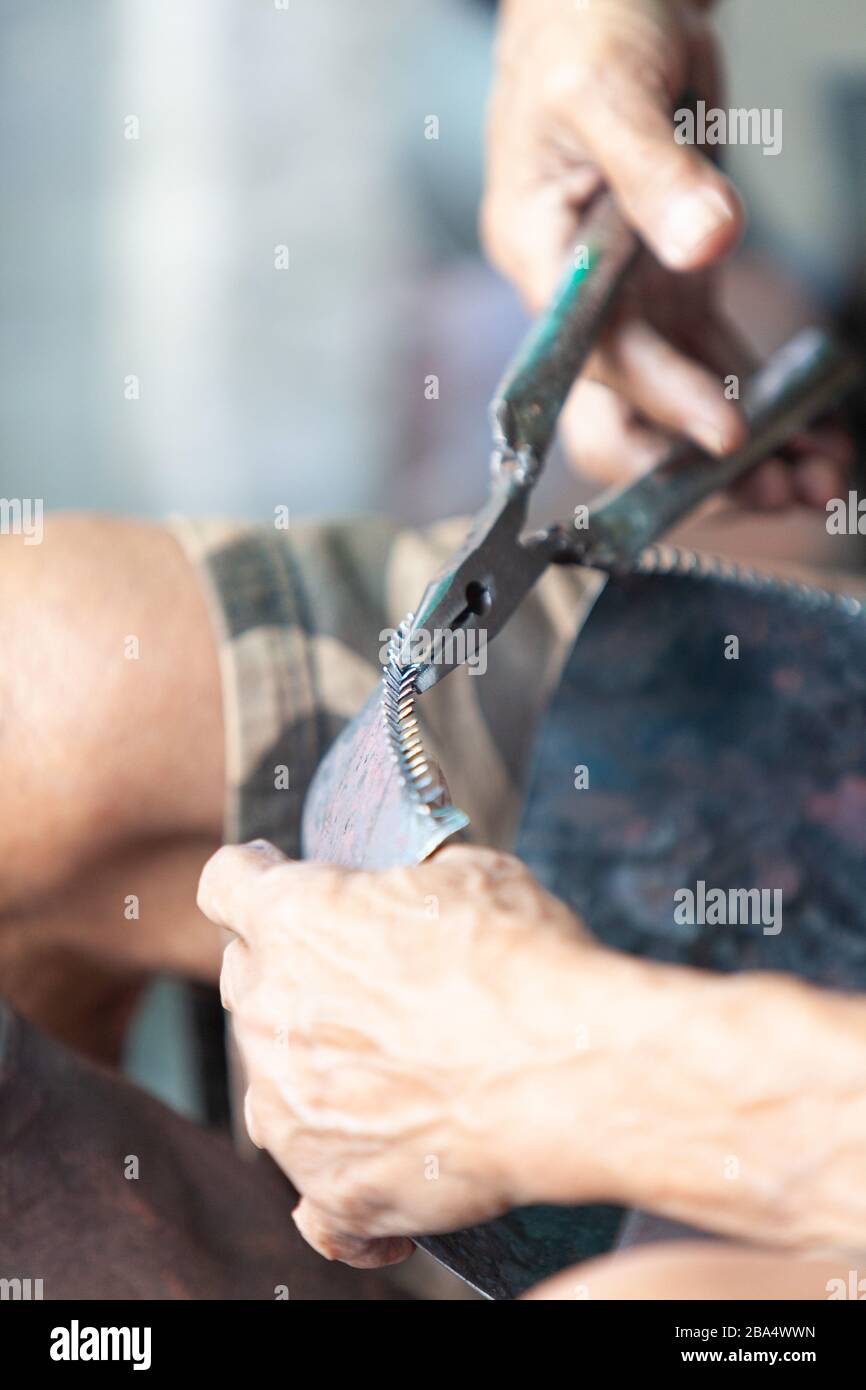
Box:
[171,514,601,856]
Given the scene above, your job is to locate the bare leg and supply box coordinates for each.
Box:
[0,522,411,1299]
[0,516,225,1058]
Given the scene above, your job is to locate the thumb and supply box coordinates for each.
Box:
[574,84,743,272]
[292,1197,414,1269]
[197,839,289,937]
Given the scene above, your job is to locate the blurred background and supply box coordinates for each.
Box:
[3,0,866,528]
[3,0,866,1111]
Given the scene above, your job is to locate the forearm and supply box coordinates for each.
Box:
[495,943,866,1250]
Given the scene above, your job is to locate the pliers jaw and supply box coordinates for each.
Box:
[399,467,565,692]
[396,193,640,693]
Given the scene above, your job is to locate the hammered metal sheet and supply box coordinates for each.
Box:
[301,686,468,869]
[302,555,866,1298]
[480,560,866,1295]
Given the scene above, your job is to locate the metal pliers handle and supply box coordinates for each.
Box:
[404,193,860,692]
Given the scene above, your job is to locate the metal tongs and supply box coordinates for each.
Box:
[400,194,860,693]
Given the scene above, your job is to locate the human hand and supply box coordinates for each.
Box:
[483,0,850,506]
[198,842,597,1268]
[200,839,866,1267]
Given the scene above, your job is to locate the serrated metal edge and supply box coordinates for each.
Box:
[382,548,863,818]
[632,544,865,619]
[382,616,457,819]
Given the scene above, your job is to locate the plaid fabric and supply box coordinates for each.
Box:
[171,515,604,857]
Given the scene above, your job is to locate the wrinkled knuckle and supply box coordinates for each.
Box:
[331,1177,386,1230]
[259,859,333,911]
[285,1053,326,1110]
[471,846,521,882]
[311,867,359,925]
[241,861,287,914]
[539,53,601,111]
[304,862,349,897]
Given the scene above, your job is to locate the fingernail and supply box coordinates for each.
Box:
[219,973,233,1012]
[691,421,726,455]
[244,1089,265,1149]
[244,839,284,862]
[661,187,736,266]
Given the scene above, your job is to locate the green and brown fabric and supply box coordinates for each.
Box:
[172,515,604,859]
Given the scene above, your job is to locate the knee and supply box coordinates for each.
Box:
[0,514,224,909]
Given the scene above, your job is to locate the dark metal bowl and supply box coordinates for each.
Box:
[421,551,866,1297]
